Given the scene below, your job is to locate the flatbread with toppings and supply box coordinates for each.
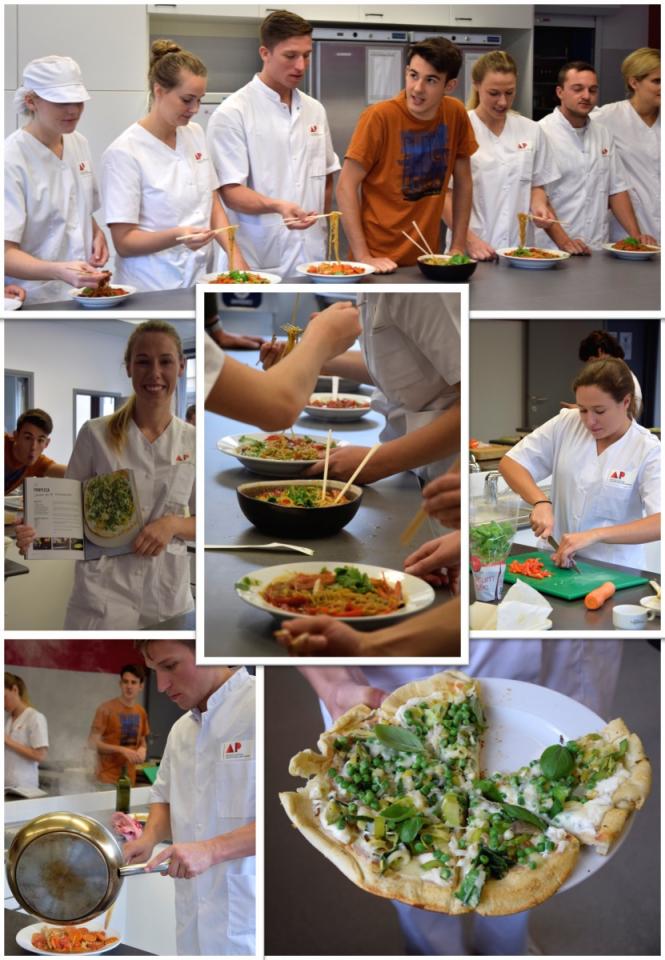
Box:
[83,470,138,539]
[280,671,649,915]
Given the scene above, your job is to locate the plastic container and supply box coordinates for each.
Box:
[470,477,521,602]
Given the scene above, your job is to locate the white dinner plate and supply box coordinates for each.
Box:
[198,270,282,284]
[295,261,375,283]
[4,296,23,311]
[70,285,137,309]
[217,432,346,477]
[480,677,634,894]
[16,923,122,956]
[235,560,435,624]
[639,595,660,616]
[304,394,372,422]
[602,242,660,260]
[496,248,571,270]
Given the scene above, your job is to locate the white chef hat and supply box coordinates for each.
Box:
[13,55,90,114]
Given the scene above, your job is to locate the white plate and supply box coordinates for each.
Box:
[496,248,571,270]
[198,270,282,284]
[481,677,634,894]
[295,261,375,283]
[639,595,661,616]
[16,924,122,956]
[217,432,346,477]
[70,285,137,309]
[4,296,23,311]
[304,393,372,422]
[602,242,660,260]
[235,560,435,624]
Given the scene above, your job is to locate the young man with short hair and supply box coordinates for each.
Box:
[123,640,255,956]
[5,409,66,494]
[337,37,478,273]
[88,664,149,785]
[208,9,339,280]
[538,61,657,252]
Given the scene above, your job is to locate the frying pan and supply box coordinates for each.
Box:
[6,812,169,924]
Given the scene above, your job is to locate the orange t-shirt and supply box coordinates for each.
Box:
[5,433,55,495]
[345,92,478,264]
[90,698,150,786]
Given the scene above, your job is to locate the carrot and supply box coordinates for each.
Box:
[584,581,616,610]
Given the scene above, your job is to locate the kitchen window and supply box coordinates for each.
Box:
[5,369,33,433]
[74,390,123,441]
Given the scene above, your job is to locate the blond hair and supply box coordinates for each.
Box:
[5,671,31,706]
[107,320,184,453]
[572,358,637,419]
[621,47,660,93]
[148,39,207,106]
[467,50,518,110]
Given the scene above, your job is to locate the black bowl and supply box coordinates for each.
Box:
[237,479,363,538]
[416,254,478,282]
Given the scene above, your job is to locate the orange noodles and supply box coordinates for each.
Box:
[238,433,337,461]
[31,927,119,953]
[261,565,404,617]
[281,323,302,359]
[327,210,342,262]
[253,485,350,507]
[517,212,529,248]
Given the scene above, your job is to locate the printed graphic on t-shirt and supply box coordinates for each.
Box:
[400,124,449,201]
[119,713,140,746]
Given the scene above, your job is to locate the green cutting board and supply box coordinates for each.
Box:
[503,551,649,601]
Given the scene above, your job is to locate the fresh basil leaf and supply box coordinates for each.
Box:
[477,845,515,880]
[474,779,503,803]
[500,802,548,831]
[400,816,424,844]
[374,724,425,754]
[540,744,575,780]
[379,802,414,822]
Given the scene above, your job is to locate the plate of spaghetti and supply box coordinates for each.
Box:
[235,561,435,623]
[199,270,281,284]
[603,239,660,260]
[19,923,121,955]
[497,247,570,270]
[218,432,346,476]
[296,261,374,282]
[304,394,372,422]
[70,278,136,308]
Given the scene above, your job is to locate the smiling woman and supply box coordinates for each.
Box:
[15,320,196,630]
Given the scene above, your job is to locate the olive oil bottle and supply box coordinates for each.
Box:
[115,765,131,813]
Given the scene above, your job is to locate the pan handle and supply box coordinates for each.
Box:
[119,860,170,877]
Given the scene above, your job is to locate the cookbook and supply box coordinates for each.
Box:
[23,469,142,561]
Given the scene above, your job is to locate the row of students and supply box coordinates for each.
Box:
[5,10,659,301]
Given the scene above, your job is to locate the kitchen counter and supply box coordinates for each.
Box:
[204,351,454,657]
[470,543,660,632]
[19,253,660,314]
[5,909,153,956]
[142,609,195,631]
[5,558,29,579]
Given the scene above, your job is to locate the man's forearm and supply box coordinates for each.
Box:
[360,597,460,656]
[369,404,460,479]
[220,184,282,217]
[320,350,372,383]
[336,168,371,259]
[142,802,172,845]
[299,667,369,703]
[207,822,256,864]
[609,191,641,237]
[449,160,473,251]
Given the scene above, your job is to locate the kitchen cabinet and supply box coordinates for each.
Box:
[359,6,448,27]
[447,5,533,29]
[259,4,359,21]
[149,4,260,16]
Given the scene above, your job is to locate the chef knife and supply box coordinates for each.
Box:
[547,536,582,574]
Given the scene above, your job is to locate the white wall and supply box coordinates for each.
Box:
[470,319,525,440]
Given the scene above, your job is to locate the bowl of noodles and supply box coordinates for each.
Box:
[237,479,363,538]
[416,253,477,282]
[235,561,436,624]
[217,432,346,477]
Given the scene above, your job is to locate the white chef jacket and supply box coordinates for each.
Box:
[5,127,99,303]
[536,108,628,249]
[150,668,255,956]
[592,99,661,241]
[5,707,49,790]
[467,110,560,249]
[357,292,460,482]
[207,75,340,280]
[101,122,219,290]
[321,641,623,956]
[63,414,195,629]
[204,338,225,400]
[505,408,660,568]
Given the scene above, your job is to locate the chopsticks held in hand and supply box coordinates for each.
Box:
[319,429,333,505]
[399,506,428,546]
[175,225,236,242]
[281,211,339,225]
[332,444,381,504]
